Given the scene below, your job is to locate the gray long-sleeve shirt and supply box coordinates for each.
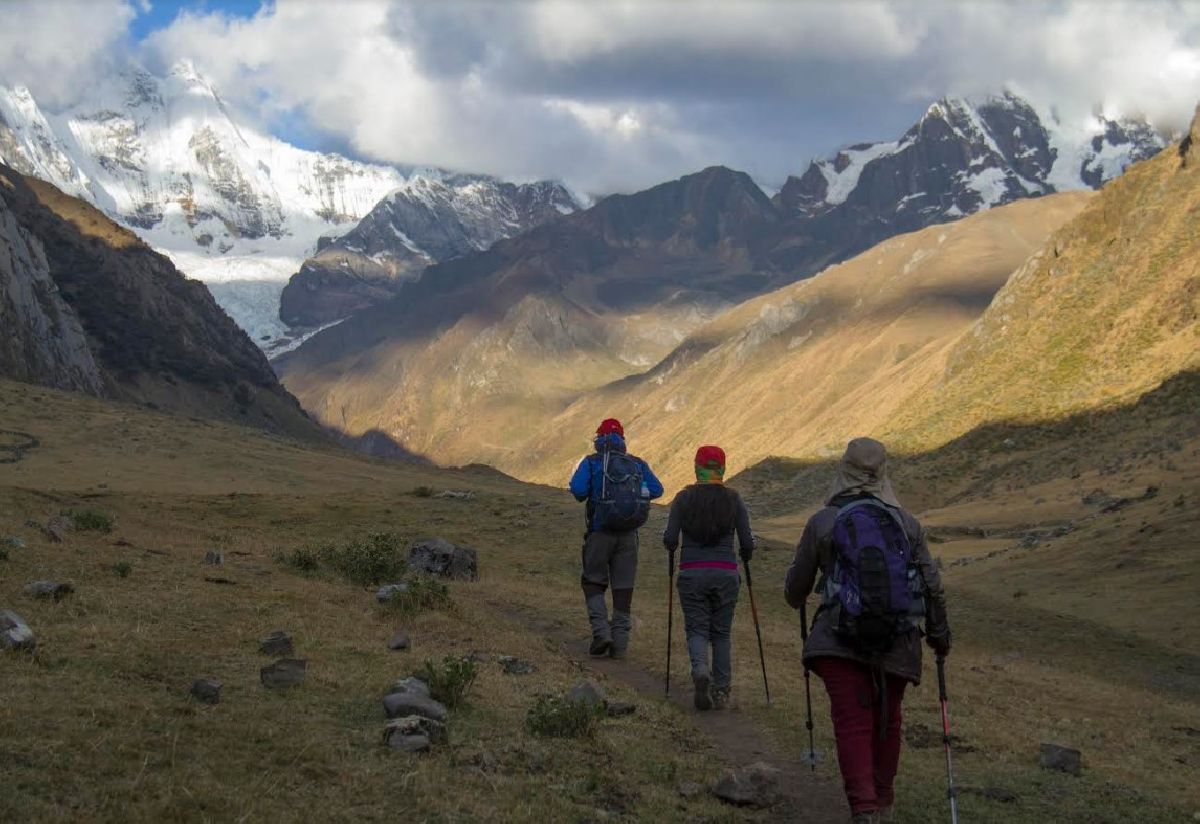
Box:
[663,485,754,570]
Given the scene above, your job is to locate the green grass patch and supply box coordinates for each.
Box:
[525,695,604,739]
[113,561,132,578]
[276,532,407,585]
[65,508,115,532]
[379,573,453,617]
[421,655,477,709]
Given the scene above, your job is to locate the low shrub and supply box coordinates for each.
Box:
[525,695,603,739]
[113,561,132,578]
[410,485,435,498]
[421,655,477,709]
[276,533,406,585]
[67,508,114,533]
[380,573,453,616]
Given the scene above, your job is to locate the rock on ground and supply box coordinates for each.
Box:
[190,678,222,704]
[376,582,409,603]
[0,609,35,651]
[382,692,447,723]
[204,550,224,565]
[711,762,782,808]
[42,515,74,543]
[388,676,431,698]
[408,538,478,581]
[24,580,73,601]
[388,630,411,651]
[258,630,294,656]
[387,733,430,753]
[566,680,607,710]
[3,536,25,549]
[1040,743,1082,776]
[383,715,447,745]
[677,781,705,799]
[260,658,307,689]
[499,655,536,675]
[606,701,636,718]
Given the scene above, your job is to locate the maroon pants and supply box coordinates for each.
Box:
[813,656,908,815]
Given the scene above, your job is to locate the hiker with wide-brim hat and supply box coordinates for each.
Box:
[784,437,951,824]
[569,418,664,658]
[663,445,755,710]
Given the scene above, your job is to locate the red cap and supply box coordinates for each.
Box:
[596,418,624,437]
[694,445,726,469]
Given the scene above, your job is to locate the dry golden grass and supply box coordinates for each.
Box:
[3,378,1198,822]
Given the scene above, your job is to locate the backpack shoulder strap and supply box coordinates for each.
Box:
[835,498,913,544]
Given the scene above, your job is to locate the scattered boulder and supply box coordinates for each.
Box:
[3,536,25,550]
[376,582,409,603]
[388,630,411,651]
[408,538,478,581]
[388,676,432,698]
[204,550,224,566]
[43,515,74,543]
[387,733,430,753]
[566,680,607,710]
[499,655,536,675]
[1039,743,1082,776]
[260,658,307,690]
[383,692,447,723]
[434,490,475,501]
[258,630,294,656]
[466,650,494,663]
[24,580,74,601]
[711,761,782,808]
[0,610,35,651]
[384,714,447,746]
[677,780,705,799]
[190,678,222,705]
[606,701,636,718]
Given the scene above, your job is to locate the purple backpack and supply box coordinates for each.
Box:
[823,498,925,654]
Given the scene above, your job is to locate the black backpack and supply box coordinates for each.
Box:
[594,450,650,532]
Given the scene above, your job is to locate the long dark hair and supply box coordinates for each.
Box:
[679,484,738,546]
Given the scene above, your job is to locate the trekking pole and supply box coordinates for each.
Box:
[665,546,676,697]
[937,655,960,824]
[799,602,817,771]
[742,559,771,705]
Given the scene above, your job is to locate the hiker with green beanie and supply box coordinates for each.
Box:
[570,418,664,658]
[784,437,951,824]
[663,445,755,710]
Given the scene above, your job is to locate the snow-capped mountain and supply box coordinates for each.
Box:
[0,61,582,353]
[280,174,581,327]
[777,91,1164,225]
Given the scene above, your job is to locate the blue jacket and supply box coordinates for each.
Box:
[570,434,664,532]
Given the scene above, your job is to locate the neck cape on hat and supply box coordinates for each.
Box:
[827,437,901,507]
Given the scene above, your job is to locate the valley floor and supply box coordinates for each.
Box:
[1,380,1197,823]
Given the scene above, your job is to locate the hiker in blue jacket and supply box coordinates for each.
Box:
[570,418,664,658]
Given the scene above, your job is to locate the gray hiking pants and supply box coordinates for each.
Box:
[581,530,639,650]
[677,568,740,690]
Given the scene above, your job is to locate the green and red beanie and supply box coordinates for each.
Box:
[596,418,624,437]
[694,445,726,483]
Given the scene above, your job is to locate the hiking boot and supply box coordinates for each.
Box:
[849,813,878,824]
[608,644,627,660]
[589,636,612,657]
[877,807,895,823]
[693,674,713,711]
[712,687,731,709]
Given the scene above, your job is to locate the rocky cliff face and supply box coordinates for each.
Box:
[280,176,581,327]
[0,163,321,440]
[0,182,104,394]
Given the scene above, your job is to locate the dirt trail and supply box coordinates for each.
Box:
[492,599,848,823]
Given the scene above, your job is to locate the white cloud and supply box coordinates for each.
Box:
[10,0,1200,191]
[0,0,136,107]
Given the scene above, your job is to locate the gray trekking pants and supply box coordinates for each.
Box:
[581,530,639,651]
[677,568,740,690]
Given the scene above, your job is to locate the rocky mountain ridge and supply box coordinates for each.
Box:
[0,61,582,351]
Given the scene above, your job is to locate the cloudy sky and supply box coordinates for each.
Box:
[2,0,1199,192]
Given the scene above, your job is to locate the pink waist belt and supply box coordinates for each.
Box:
[678,560,739,571]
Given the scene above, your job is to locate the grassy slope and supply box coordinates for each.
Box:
[2,379,1197,822]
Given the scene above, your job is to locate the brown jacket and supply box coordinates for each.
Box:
[783,495,950,685]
